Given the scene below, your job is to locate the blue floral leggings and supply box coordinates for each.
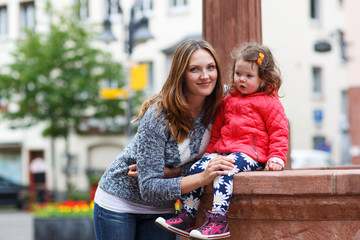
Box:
[182,152,265,216]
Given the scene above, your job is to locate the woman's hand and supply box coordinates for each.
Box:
[265,161,283,171]
[199,155,235,185]
[180,155,235,194]
[128,164,181,178]
[128,164,138,177]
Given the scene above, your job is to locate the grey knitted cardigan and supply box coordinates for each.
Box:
[98,106,212,209]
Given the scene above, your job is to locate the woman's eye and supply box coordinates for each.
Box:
[208,65,215,70]
[190,67,198,72]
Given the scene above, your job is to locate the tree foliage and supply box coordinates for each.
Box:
[0,4,127,138]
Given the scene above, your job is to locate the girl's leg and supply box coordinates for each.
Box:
[189,153,265,239]
[212,152,265,214]
[183,154,219,216]
[154,154,220,237]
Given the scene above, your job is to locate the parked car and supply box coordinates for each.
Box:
[291,149,334,169]
[0,176,28,209]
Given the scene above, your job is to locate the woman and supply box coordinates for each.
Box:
[93,39,235,240]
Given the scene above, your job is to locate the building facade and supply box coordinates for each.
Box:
[262,0,349,166]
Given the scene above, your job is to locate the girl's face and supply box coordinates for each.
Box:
[184,49,218,102]
[234,58,263,95]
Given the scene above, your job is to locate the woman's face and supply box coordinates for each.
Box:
[234,58,263,95]
[184,49,218,102]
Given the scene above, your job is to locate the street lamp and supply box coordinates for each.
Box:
[125,5,153,139]
[128,6,154,55]
[98,1,153,139]
[97,0,117,43]
[314,29,347,61]
[97,18,117,43]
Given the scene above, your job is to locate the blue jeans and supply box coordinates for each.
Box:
[93,203,176,240]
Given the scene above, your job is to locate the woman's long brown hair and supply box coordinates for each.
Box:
[133,39,223,143]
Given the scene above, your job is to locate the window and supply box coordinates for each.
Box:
[142,61,153,92]
[313,136,330,152]
[75,0,89,19]
[133,0,153,20]
[0,150,22,184]
[312,67,323,99]
[20,1,35,33]
[169,0,188,14]
[0,6,8,37]
[99,78,119,89]
[108,0,122,17]
[171,0,188,7]
[310,0,320,21]
[140,0,153,17]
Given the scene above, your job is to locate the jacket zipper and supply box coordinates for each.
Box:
[253,136,259,160]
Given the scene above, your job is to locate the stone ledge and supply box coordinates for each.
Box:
[203,169,360,196]
[189,168,360,240]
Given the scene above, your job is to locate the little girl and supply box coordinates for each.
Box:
[156,42,289,239]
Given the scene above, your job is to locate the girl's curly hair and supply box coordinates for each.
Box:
[227,42,282,96]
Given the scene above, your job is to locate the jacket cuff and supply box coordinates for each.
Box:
[268,157,285,169]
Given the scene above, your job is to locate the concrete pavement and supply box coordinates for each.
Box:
[0,208,33,240]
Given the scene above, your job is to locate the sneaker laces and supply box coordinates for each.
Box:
[171,209,195,226]
[197,211,228,232]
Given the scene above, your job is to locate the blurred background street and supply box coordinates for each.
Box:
[0,208,33,240]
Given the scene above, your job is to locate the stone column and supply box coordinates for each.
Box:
[202,0,292,169]
[348,87,360,165]
[202,0,262,83]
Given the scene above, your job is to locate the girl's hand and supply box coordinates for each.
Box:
[199,156,235,186]
[265,161,283,171]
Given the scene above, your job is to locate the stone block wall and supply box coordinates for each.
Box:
[181,167,360,240]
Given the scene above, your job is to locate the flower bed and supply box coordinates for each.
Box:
[32,200,95,240]
[31,199,94,218]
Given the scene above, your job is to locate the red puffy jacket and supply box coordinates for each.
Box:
[205,91,289,164]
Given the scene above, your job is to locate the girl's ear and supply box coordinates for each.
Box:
[260,80,266,89]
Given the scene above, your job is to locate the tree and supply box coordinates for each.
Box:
[0,4,128,192]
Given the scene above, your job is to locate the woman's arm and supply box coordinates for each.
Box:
[136,109,236,201]
[130,155,235,194]
[128,164,181,178]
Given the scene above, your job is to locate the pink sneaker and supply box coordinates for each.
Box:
[190,211,230,239]
[155,209,195,237]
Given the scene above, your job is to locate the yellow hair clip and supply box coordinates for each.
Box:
[257,52,264,66]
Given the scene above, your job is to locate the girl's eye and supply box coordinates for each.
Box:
[190,67,198,72]
[208,65,215,70]
[235,72,241,76]
[247,74,252,78]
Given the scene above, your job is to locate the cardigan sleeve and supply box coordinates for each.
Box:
[136,110,183,202]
